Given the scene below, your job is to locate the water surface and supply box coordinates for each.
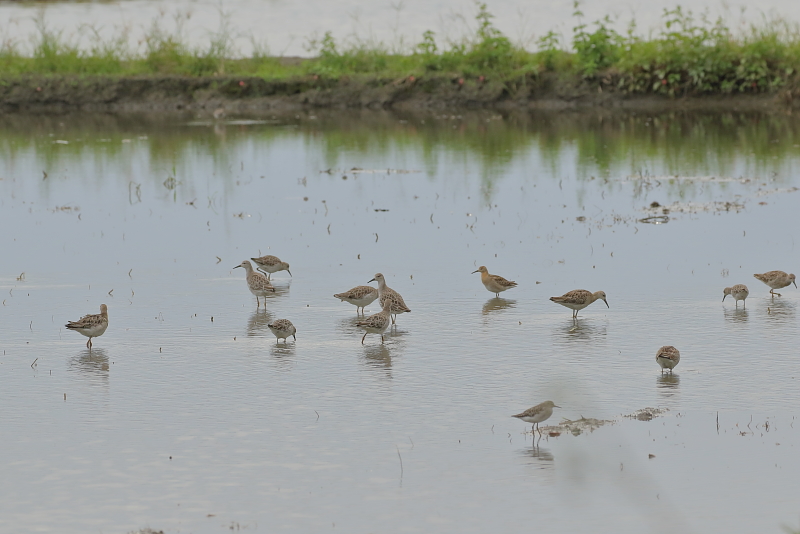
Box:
[1,109,799,533]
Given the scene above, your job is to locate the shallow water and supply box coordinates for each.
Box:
[2,0,800,57]
[1,109,800,533]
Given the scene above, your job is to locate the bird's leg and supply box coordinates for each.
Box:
[771,289,781,297]
[391,314,396,325]
[381,335,384,344]
[361,332,367,344]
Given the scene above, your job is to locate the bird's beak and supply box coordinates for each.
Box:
[722,294,727,302]
[233,265,241,269]
[287,270,292,277]
[554,405,561,408]
[471,269,480,274]
[603,299,609,308]
[368,278,376,283]
[794,281,798,288]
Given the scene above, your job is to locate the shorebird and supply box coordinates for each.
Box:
[251,255,291,280]
[268,319,296,343]
[234,260,275,307]
[512,401,560,436]
[369,273,410,324]
[656,346,680,374]
[550,289,609,318]
[753,271,796,297]
[471,265,517,297]
[65,304,108,349]
[333,285,379,315]
[355,301,392,344]
[723,284,749,308]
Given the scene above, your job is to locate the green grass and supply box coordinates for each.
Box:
[1,2,800,96]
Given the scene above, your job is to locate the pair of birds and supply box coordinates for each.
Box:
[334,273,411,344]
[721,271,797,308]
[234,255,292,307]
[233,255,296,343]
[473,265,609,318]
[515,345,680,435]
[64,302,297,348]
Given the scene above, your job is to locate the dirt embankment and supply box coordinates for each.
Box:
[0,73,797,114]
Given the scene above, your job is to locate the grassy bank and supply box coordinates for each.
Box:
[1,3,800,102]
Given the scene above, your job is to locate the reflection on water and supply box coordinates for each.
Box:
[3,108,800,534]
[656,373,680,398]
[67,348,109,384]
[723,307,749,324]
[517,439,555,468]
[482,297,516,315]
[764,298,796,324]
[269,342,295,371]
[246,309,273,337]
[361,343,393,375]
[552,319,608,346]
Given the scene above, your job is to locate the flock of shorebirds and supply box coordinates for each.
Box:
[64,258,796,435]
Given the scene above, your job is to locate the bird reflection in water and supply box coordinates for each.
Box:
[270,342,296,370]
[723,307,748,324]
[362,343,393,375]
[764,299,796,324]
[67,348,109,383]
[482,298,516,316]
[656,373,680,397]
[247,309,273,336]
[554,319,607,343]
[518,438,555,467]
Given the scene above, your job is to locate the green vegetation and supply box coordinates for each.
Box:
[1,2,800,96]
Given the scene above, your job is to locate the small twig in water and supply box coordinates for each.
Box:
[108,289,114,296]
[315,410,320,421]
[31,358,38,368]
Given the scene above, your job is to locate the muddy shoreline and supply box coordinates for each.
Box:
[1,73,797,114]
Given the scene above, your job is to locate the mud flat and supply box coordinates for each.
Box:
[1,73,797,114]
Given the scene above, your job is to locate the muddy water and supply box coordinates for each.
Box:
[1,0,799,57]
[1,110,799,533]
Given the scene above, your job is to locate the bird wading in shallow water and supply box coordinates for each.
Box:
[512,401,560,436]
[333,285,379,315]
[65,304,109,349]
[369,273,410,325]
[268,319,297,344]
[471,265,517,297]
[723,284,749,308]
[753,271,796,298]
[355,301,392,344]
[549,289,609,319]
[251,255,291,281]
[656,346,680,374]
[234,260,275,307]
